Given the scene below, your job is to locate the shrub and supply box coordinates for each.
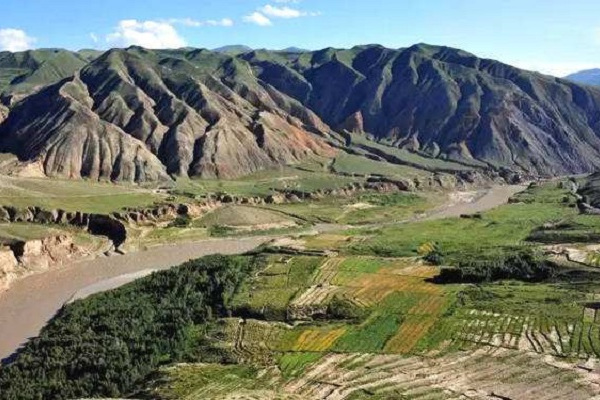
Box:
[327,296,367,321]
[209,225,236,237]
[435,250,556,284]
[168,214,191,228]
[418,242,445,265]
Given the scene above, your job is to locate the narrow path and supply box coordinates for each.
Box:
[0,184,525,362]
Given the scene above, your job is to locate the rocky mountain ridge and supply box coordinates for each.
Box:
[1,44,600,182]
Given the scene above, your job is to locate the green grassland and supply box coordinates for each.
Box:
[171,150,447,201]
[0,223,67,241]
[0,223,106,250]
[342,182,586,260]
[331,152,429,178]
[347,132,485,171]
[196,205,297,227]
[263,191,436,225]
[173,161,361,198]
[0,175,163,213]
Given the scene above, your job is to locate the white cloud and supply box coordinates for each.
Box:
[106,20,186,49]
[0,29,35,52]
[243,12,272,26]
[510,60,599,77]
[274,0,301,3]
[212,18,234,27]
[90,33,99,44]
[260,5,305,18]
[169,18,234,27]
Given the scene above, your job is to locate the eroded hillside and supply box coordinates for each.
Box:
[1,45,600,182]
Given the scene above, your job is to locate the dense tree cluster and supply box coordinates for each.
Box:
[435,250,557,284]
[0,255,263,400]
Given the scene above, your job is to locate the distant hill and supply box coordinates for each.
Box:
[2,44,600,182]
[0,48,91,103]
[566,69,600,86]
[212,45,252,55]
[279,47,310,53]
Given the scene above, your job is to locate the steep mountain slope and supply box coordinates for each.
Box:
[0,47,333,182]
[243,44,600,175]
[1,44,600,183]
[0,49,92,103]
[566,68,600,86]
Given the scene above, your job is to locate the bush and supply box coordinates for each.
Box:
[327,296,367,321]
[435,250,556,284]
[209,225,236,237]
[168,215,191,228]
[418,242,445,265]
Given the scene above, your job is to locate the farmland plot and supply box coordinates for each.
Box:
[219,318,292,364]
[384,295,449,354]
[449,308,600,361]
[284,347,599,400]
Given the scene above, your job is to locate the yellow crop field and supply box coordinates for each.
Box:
[384,295,448,353]
[349,273,443,306]
[292,327,347,351]
[384,315,438,353]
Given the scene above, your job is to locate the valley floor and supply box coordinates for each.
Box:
[0,185,520,362]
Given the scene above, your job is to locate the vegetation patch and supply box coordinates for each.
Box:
[345,184,583,260]
[291,326,347,351]
[277,352,323,379]
[232,256,323,320]
[0,255,264,399]
[0,176,162,213]
[435,249,558,284]
[141,363,283,400]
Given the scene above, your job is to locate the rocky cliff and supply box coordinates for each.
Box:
[0,235,83,292]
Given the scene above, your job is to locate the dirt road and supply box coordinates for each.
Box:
[0,185,525,362]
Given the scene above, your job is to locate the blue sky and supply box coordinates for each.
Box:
[1,0,599,76]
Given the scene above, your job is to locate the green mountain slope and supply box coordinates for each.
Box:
[0,49,92,102]
[0,47,333,182]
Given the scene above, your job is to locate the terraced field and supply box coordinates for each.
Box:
[283,348,599,400]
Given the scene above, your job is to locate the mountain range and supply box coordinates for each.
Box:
[566,69,600,87]
[1,44,600,182]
